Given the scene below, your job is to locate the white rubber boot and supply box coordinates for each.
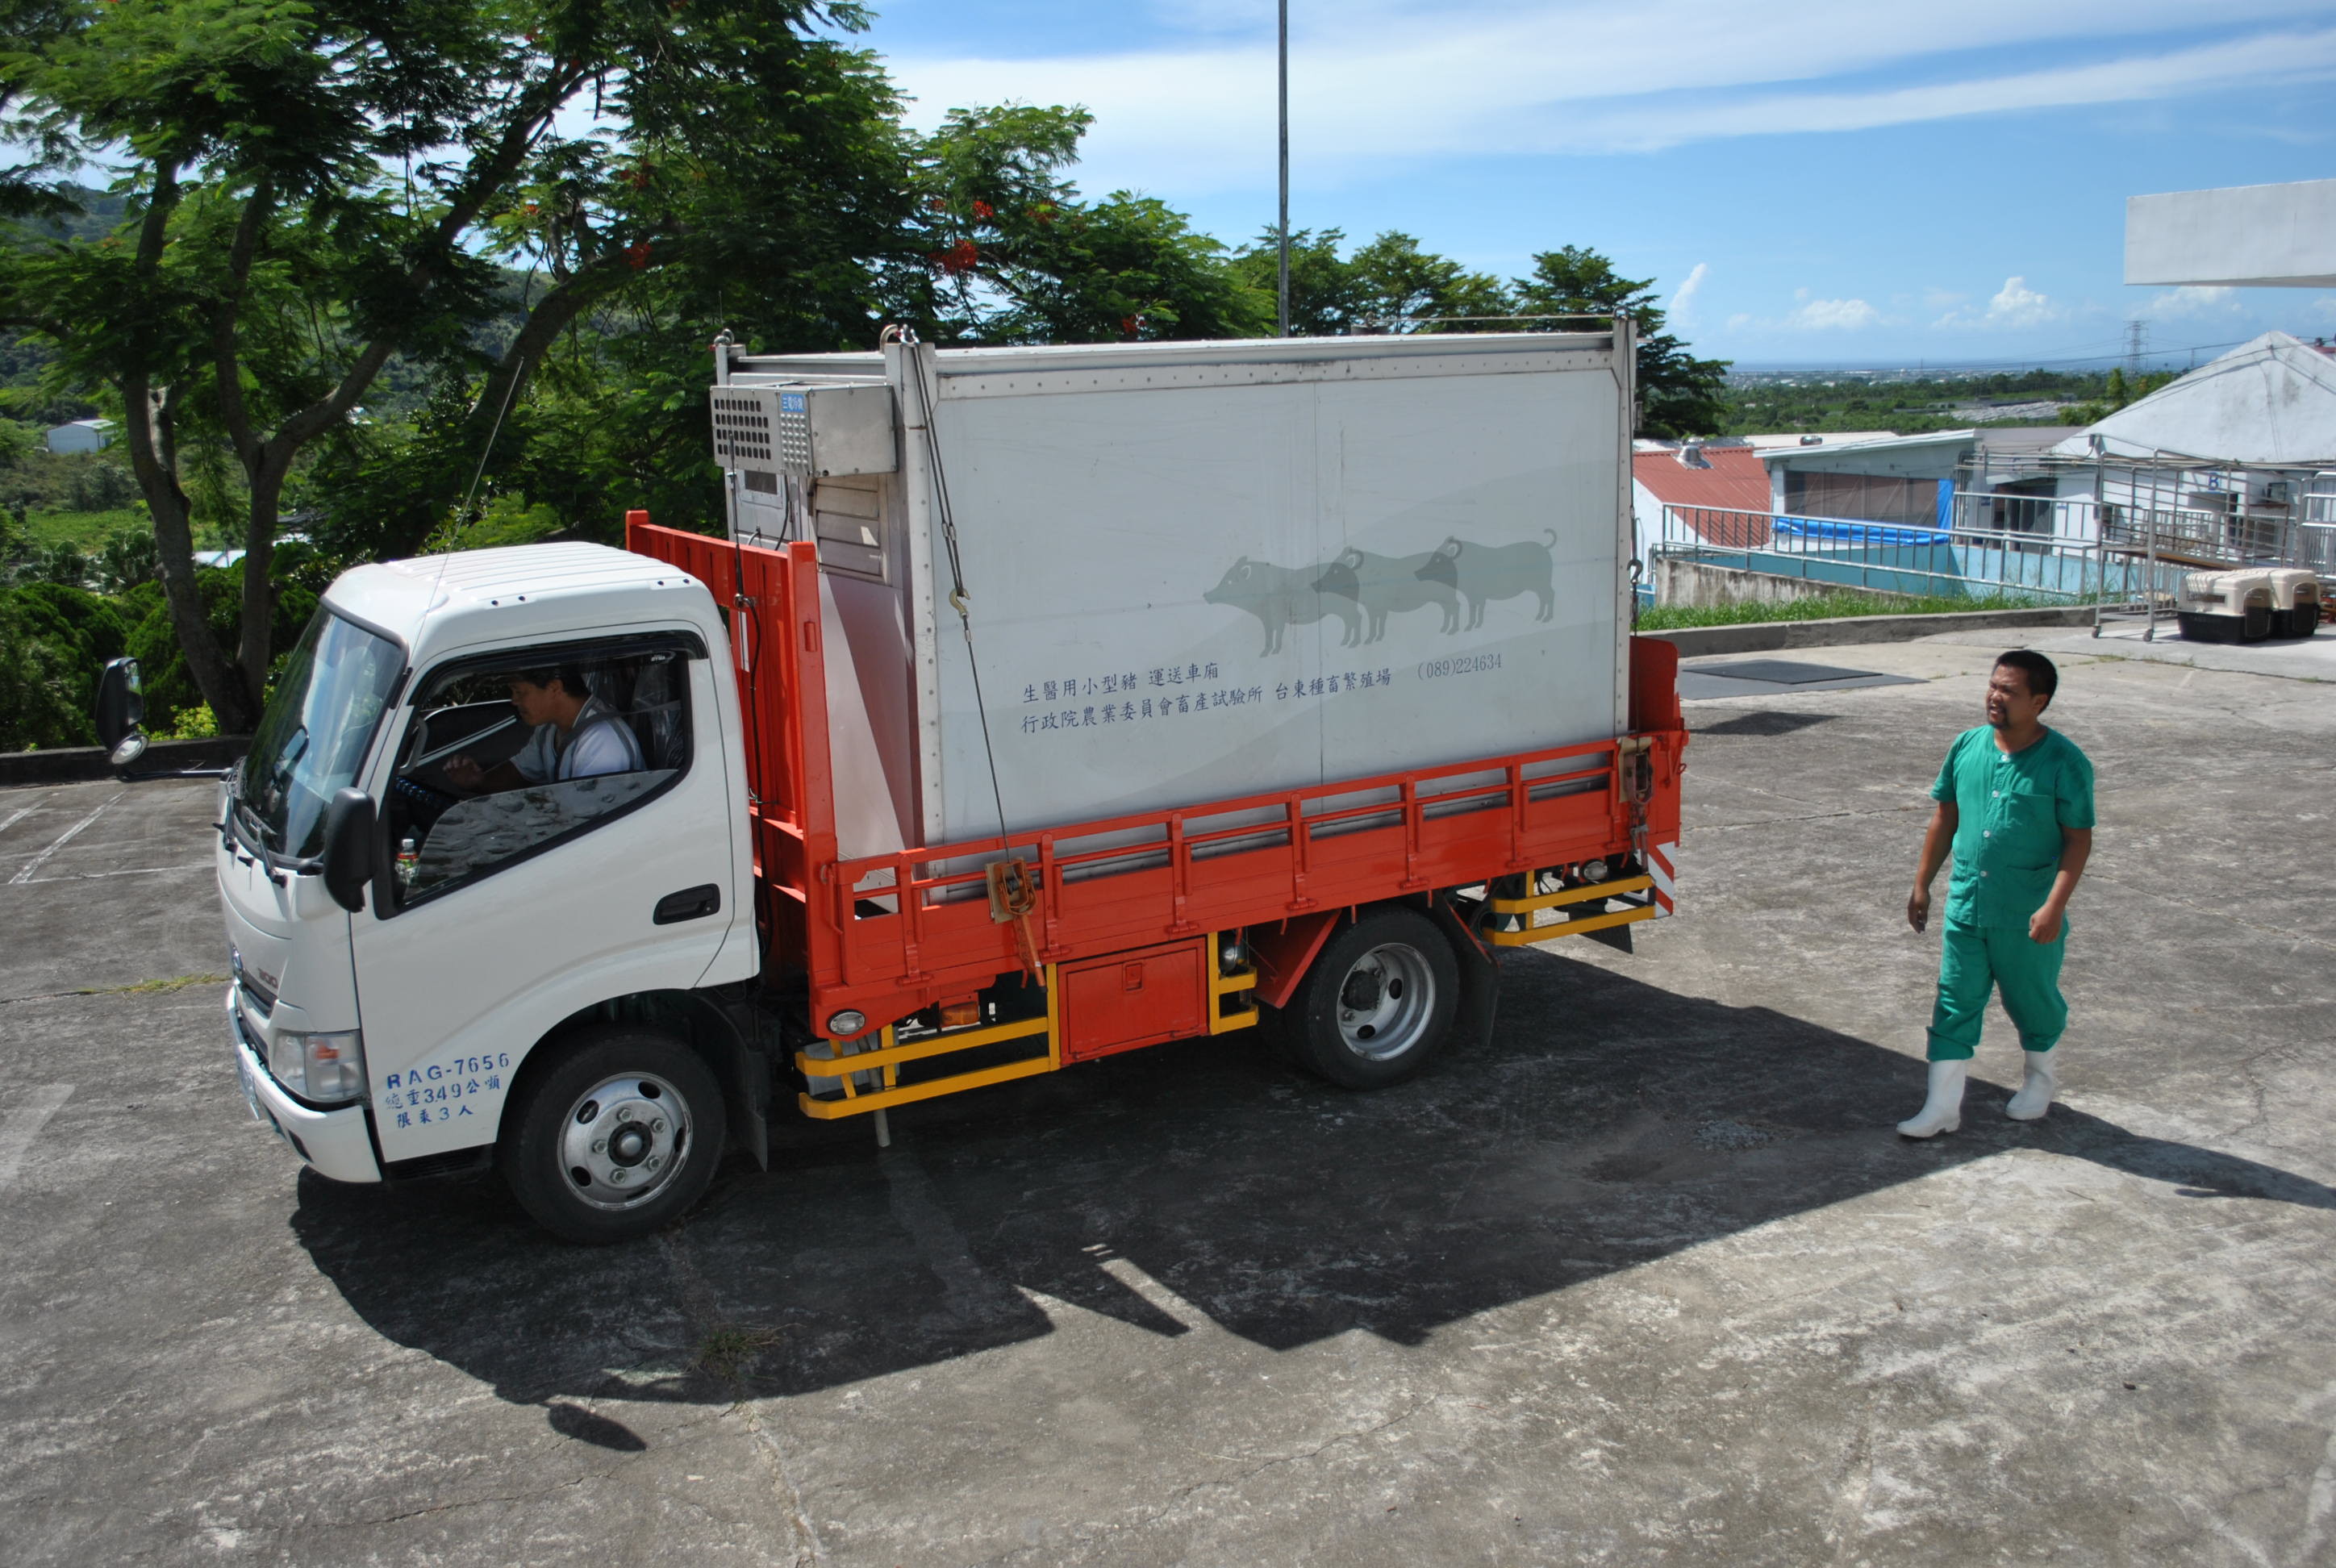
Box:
[2005,1048,2059,1121]
[1897,1060,1967,1138]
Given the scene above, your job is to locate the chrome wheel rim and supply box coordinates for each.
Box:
[558,1073,691,1211]
[1335,942,1435,1062]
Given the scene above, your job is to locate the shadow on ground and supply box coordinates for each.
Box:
[293,949,2331,1420]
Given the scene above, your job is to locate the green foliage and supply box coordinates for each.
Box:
[157,700,218,740]
[1725,369,2130,437]
[1637,590,2059,631]
[1514,247,1729,439]
[2059,367,2176,427]
[420,491,561,554]
[122,553,317,733]
[1224,227,1373,336]
[0,578,128,749]
[0,587,85,749]
[905,105,1270,344]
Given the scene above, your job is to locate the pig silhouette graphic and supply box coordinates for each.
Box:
[1420,530,1557,628]
[1203,557,1365,655]
[1313,548,1461,643]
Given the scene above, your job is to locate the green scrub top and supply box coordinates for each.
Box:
[1929,724,2095,927]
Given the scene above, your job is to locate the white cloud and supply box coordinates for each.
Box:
[1668,263,1709,327]
[2144,285,2242,319]
[888,5,2336,194]
[1725,290,1885,332]
[1985,276,2059,326]
[1784,295,1884,331]
[1933,275,2064,329]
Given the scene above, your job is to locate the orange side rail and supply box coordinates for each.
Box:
[627,519,1685,1036]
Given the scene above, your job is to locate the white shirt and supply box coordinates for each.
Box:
[511,695,644,783]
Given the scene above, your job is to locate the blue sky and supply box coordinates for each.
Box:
[855,0,2336,369]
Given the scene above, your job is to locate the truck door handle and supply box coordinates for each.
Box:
[653,883,722,924]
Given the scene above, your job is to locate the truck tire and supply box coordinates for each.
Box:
[1282,906,1461,1090]
[501,1026,726,1244]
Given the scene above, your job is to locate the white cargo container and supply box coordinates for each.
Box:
[713,332,1636,857]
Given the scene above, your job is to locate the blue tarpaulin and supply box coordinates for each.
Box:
[1771,516,1951,548]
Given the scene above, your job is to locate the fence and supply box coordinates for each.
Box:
[1653,504,2147,605]
[1657,490,2330,615]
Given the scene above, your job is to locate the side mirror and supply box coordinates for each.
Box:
[320,788,377,913]
[94,657,148,768]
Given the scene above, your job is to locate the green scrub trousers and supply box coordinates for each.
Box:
[1926,917,2067,1061]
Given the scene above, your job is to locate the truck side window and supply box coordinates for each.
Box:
[382,643,694,908]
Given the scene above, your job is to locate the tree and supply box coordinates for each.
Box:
[1512,247,1729,438]
[1226,227,1373,336]
[0,0,908,730]
[903,105,1270,345]
[1344,231,1513,333]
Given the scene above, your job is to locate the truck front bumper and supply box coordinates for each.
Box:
[229,996,381,1185]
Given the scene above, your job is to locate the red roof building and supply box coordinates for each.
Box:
[1631,444,1774,557]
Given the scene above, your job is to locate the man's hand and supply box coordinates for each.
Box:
[443,754,483,790]
[2028,903,2065,945]
[1909,800,1953,935]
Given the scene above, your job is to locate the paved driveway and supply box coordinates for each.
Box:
[2,640,2331,1566]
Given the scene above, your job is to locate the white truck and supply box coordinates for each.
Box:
[97,328,1687,1242]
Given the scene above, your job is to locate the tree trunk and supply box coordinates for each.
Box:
[236,457,286,719]
[125,377,259,732]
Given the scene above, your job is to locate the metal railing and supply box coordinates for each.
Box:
[1653,504,2127,605]
[1656,494,2330,611]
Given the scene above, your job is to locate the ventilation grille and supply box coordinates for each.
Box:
[711,393,772,465]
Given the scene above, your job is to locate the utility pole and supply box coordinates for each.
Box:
[2125,319,2146,377]
[1277,0,1291,338]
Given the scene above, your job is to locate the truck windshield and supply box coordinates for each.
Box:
[238,610,404,861]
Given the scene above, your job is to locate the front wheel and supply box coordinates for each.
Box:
[501,1026,726,1244]
[1280,906,1461,1089]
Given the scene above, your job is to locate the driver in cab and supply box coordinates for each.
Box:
[443,665,642,793]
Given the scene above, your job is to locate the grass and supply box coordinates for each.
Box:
[77,973,230,996]
[1636,591,2070,632]
[23,507,147,551]
[695,1324,783,1379]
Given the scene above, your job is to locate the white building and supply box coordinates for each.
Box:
[44,418,115,454]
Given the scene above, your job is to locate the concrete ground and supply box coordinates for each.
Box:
[2,642,2332,1566]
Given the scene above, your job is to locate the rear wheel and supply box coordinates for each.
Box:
[1281,906,1460,1089]
[502,1026,725,1244]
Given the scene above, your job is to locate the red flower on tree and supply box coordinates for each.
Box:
[931,239,979,276]
[626,240,653,269]
[971,199,994,220]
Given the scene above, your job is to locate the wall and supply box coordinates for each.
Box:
[1654,557,1917,608]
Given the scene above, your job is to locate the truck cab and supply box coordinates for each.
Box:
[215,545,758,1221]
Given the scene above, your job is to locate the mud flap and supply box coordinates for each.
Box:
[1429,896,1500,1056]
[1583,920,1634,954]
[711,1003,775,1170]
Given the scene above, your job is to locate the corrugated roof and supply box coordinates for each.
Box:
[1633,446,1772,512]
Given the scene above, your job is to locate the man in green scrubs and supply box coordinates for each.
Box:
[1900,650,2094,1136]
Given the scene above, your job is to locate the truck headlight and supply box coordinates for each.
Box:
[268,1030,368,1103]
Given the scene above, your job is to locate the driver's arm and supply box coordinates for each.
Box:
[442,755,528,794]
